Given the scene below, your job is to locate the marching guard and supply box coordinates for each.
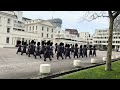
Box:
[21,42,27,55]
[28,40,36,57]
[44,41,52,61]
[89,45,93,57]
[65,44,71,59]
[16,41,22,54]
[57,42,64,60]
[79,45,83,58]
[93,45,97,57]
[34,42,41,59]
[83,45,87,57]
[74,43,79,58]
[50,42,54,58]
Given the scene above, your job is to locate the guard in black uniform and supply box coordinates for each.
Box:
[65,44,71,59]
[21,42,27,55]
[89,45,93,57]
[93,45,97,57]
[57,42,64,60]
[28,40,36,57]
[44,41,52,61]
[79,45,83,58]
[16,41,22,54]
[34,42,41,59]
[83,45,87,57]
[74,43,79,58]
[71,44,74,54]
[50,42,54,58]
[55,43,58,53]
[61,43,65,56]
[40,41,46,58]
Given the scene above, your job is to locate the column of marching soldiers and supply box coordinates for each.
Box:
[16,40,97,61]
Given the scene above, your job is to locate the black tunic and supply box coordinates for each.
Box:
[89,47,92,56]
[93,47,96,56]
[57,45,63,57]
[79,48,83,57]
[65,47,71,57]
[35,45,41,56]
[44,45,51,58]
[17,44,22,52]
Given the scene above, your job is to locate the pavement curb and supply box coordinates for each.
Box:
[30,58,120,79]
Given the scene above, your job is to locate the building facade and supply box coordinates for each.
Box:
[93,29,120,50]
[65,29,79,37]
[0,11,87,48]
[53,28,87,46]
[79,32,93,45]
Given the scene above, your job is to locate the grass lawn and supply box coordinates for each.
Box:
[57,60,120,79]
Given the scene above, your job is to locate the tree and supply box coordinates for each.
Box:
[81,11,120,71]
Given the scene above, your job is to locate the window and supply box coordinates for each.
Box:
[42,33,43,37]
[42,26,44,31]
[47,34,48,38]
[52,29,53,32]
[6,37,9,43]
[36,26,37,30]
[7,18,11,24]
[7,28,10,33]
[33,26,34,30]
[47,28,49,32]
[51,35,53,38]
[30,27,31,31]
[26,27,28,31]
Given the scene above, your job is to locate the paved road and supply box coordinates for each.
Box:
[0,48,120,79]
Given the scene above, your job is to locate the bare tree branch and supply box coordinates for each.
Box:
[113,11,120,19]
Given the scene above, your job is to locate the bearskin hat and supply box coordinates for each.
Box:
[34,41,36,45]
[55,43,57,46]
[17,41,21,44]
[65,44,67,47]
[80,45,82,48]
[41,41,44,45]
[67,44,70,47]
[37,42,40,46]
[50,42,53,46]
[75,43,78,47]
[47,41,50,45]
[31,40,34,44]
[23,42,27,45]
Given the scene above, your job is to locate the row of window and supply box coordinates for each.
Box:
[94,41,120,43]
[94,36,120,39]
[41,33,53,38]
[26,26,54,32]
[6,35,54,44]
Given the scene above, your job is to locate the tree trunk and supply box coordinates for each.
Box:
[105,17,114,71]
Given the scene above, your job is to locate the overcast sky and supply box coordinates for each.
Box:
[22,11,109,35]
